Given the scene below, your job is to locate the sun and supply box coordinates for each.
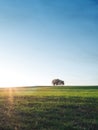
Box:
[0,67,25,88]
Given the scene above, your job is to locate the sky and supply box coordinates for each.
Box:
[0,0,98,87]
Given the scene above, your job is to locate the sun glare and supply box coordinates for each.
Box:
[0,68,26,88]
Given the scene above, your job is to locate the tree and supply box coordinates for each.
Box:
[52,79,64,86]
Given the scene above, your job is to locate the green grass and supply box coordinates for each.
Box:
[0,86,98,130]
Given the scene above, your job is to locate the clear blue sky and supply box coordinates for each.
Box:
[0,0,98,87]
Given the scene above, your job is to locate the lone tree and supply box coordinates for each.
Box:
[52,79,64,86]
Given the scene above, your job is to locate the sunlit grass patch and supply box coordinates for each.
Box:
[0,86,98,130]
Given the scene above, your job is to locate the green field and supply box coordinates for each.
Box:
[0,86,98,130]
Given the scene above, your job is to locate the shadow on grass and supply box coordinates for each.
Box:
[54,86,98,90]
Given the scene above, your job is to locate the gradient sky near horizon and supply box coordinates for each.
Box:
[0,0,98,87]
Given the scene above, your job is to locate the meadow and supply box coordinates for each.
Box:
[0,86,98,130]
